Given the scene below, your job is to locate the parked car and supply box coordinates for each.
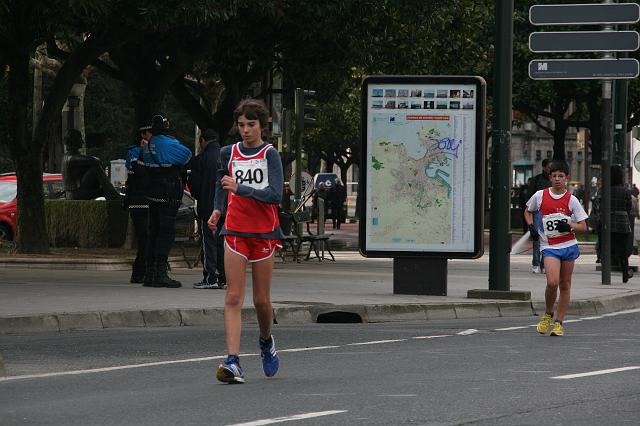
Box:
[0,173,65,241]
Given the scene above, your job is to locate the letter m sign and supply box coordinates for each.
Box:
[538,62,548,71]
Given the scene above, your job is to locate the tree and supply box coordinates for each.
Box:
[0,0,231,253]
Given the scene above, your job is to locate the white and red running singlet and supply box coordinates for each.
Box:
[224,142,280,233]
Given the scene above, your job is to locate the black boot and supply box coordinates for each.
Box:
[153,260,182,288]
[130,259,146,284]
[143,262,155,287]
[622,258,630,283]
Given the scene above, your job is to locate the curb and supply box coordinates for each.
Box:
[1,291,638,334]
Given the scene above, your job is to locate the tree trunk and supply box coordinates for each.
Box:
[170,79,217,131]
[552,120,567,161]
[8,49,48,253]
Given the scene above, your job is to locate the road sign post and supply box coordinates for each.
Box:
[530,3,640,26]
[529,31,639,53]
[528,2,640,286]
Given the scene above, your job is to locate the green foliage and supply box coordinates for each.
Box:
[45,200,128,248]
[84,71,195,162]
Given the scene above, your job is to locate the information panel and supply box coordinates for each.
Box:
[359,76,486,258]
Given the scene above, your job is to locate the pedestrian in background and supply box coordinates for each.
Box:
[141,114,192,288]
[527,158,552,273]
[123,125,152,283]
[524,160,588,336]
[608,166,633,283]
[188,128,226,289]
[208,99,283,384]
[329,177,347,229]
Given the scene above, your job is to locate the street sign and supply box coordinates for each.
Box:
[529,58,640,80]
[529,31,640,53]
[530,3,640,26]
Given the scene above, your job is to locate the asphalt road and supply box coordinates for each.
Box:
[1,311,639,425]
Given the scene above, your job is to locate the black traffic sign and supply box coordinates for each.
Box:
[530,3,640,26]
[529,58,640,80]
[529,31,640,53]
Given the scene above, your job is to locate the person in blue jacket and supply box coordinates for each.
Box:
[140,114,192,288]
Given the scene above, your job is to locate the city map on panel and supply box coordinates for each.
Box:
[366,84,477,252]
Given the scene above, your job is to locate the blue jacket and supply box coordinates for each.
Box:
[142,134,192,166]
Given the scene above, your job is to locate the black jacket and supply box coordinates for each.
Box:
[188,141,221,219]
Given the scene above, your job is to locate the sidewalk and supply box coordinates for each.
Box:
[1,224,638,334]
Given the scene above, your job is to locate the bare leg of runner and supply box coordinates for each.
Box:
[555,260,575,321]
[543,256,561,314]
[224,246,247,355]
[252,254,275,340]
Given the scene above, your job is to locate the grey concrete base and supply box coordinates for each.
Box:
[467,289,531,301]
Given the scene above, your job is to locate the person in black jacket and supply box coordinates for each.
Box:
[527,158,552,273]
[124,126,152,283]
[188,128,226,289]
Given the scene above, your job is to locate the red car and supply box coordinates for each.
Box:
[0,173,65,241]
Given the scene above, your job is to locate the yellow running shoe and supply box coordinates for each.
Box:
[536,313,553,334]
[550,321,564,336]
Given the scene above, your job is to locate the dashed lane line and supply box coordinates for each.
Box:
[551,366,640,380]
[1,308,638,383]
[226,410,347,426]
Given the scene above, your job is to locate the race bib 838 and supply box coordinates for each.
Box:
[542,212,571,238]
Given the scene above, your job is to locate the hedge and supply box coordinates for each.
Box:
[45,200,128,248]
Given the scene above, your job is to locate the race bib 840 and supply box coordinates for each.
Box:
[232,158,269,190]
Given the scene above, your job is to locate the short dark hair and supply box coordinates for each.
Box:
[541,158,550,167]
[200,128,219,143]
[549,160,569,176]
[233,99,269,128]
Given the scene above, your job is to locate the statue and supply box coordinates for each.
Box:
[61,129,120,200]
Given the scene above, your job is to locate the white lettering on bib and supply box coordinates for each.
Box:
[232,158,269,190]
[542,212,571,238]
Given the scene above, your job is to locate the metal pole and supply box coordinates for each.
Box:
[488,0,513,291]
[601,1,614,285]
[294,88,304,236]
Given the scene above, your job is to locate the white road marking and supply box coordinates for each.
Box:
[280,346,340,352]
[551,366,640,379]
[226,410,347,426]
[347,339,406,346]
[0,355,229,382]
[412,335,453,339]
[2,308,637,383]
[562,319,582,323]
[581,316,603,320]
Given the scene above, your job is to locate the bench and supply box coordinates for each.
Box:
[291,210,335,262]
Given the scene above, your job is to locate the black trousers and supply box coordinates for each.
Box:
[129,207,149,270]
[200,218,225,282]
[147,201,179,264]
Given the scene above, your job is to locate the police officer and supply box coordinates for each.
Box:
[141,114,192,288]
[124,126,152,283]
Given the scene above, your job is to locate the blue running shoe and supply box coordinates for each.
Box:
[259,336,280,377]
[216,355,245,384]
